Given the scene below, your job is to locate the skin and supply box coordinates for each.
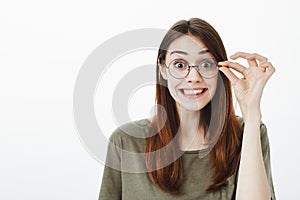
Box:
[159,35,218,150]
[219,52,275,200]
[161,35,275,199]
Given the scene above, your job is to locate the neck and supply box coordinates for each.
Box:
[177,105,207,151]
[178,108,201,136]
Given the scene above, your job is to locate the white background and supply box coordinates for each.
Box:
[1,0,299,199]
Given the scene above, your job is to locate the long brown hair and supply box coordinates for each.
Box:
[145,18,243,194]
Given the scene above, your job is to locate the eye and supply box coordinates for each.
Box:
[201,62,212,68]
[173,61,187,69]
[200,60,215,69]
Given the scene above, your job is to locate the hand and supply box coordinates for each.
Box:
[218,52,275,119]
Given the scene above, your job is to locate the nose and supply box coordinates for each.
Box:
[185,67,204,83]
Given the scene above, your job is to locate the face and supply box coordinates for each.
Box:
[159,35,219,112]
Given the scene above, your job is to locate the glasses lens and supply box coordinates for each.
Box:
[168,60,189,78]
[198,59,219,78]
[167,59,219,79]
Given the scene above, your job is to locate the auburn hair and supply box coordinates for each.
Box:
[144,18,243,194]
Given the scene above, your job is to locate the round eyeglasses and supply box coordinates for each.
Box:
[165,58,219,79]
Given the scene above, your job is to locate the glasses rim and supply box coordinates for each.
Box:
[164,58,219,79]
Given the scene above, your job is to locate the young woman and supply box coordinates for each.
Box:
[99,18,276,200]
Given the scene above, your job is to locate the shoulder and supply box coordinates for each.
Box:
[110,118,150,140]
[109,119,150,152]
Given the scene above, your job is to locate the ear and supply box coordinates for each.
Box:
[158,59,168,80]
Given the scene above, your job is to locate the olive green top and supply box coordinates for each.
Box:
[98,118,276,200]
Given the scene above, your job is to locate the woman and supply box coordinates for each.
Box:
[99,18,276,199]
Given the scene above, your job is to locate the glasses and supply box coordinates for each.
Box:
[165,58,219,79]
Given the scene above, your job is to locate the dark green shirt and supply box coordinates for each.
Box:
[99,118,276,200]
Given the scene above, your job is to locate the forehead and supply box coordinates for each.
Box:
[167,35,207,54]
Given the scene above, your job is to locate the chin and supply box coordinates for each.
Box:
[177,101,209,112]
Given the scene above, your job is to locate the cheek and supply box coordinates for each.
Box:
[166,79,181,97]
[206,77,218,97]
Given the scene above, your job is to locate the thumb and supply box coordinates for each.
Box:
[219,67,239,86]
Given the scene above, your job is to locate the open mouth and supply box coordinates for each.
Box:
[180,88,208,97]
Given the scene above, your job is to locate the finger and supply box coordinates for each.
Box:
[230,52,254,60]
[218,61,246,74]
[260,61,274,70]
[218,67,239,85]
[249,53,268,62]
[257,61,267,71]
[231,52,268,63]
[260,61,271,68]
[246,58,258,67]
[263,62,276,76]
[230,52,258,67]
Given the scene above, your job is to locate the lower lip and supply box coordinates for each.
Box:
[180,89,208,99]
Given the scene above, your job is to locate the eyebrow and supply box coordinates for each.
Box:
[170,49,210,55]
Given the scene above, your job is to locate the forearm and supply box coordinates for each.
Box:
[236,111,270,200]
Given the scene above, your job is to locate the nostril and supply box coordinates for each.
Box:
[187,80,200,83]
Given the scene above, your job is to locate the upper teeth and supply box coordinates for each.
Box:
[183,89,203,95]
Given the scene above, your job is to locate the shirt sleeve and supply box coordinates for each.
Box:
[98,129,123,200]
[260,123,276,200]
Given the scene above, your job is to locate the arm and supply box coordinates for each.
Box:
[99,165,122,200]
[219,52,275,200]
[98,130,122,200]
[237,114,270,199]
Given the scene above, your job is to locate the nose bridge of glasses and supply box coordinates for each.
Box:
[186,65,203,79]
[189,65,199,71]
